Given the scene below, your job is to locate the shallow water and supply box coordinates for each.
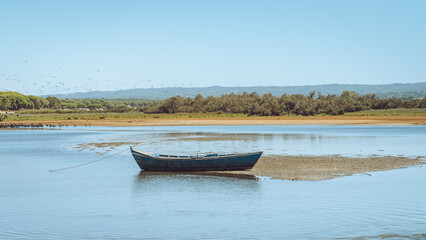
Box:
[0,126,425,239]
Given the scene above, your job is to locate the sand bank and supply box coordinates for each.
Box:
[217,155,425,181]
[1,115,426,127]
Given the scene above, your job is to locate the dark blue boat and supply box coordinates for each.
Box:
[131,147,262,171]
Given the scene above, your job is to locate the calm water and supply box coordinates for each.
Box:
[0,125,425,239]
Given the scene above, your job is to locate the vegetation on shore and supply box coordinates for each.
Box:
[141,91,425,116]
[1,91,426,122]
[0,91,154,111]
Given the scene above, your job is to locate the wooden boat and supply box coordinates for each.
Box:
[130,147,262,171]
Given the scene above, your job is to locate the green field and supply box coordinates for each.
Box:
[1,108,426,122]
[344,108,426,116]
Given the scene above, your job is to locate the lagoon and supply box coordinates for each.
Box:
[0,126,425,239]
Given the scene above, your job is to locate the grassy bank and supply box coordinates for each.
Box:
[1,108,425,122]
[1,110,248,122]
[344,108,426,116]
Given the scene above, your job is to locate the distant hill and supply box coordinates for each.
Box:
[44,82,426,99]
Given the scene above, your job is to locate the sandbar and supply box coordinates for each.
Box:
[1,115,426,127]
[216,155,425,181]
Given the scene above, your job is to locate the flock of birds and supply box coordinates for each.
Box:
[1,60,196,96]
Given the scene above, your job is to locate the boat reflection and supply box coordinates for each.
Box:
[132,170,261,200]
[135,170,258,181]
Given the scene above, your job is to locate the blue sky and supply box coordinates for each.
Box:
[1,0,425,95]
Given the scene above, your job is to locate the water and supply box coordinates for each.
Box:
[0,126,425,239]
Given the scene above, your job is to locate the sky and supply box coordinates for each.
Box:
[1,0,425,95]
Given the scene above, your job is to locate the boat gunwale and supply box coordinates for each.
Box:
[130,147,263,161]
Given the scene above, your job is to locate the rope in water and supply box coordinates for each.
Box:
[49,148,129,172]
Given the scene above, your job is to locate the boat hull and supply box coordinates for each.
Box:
[131,149,262,171]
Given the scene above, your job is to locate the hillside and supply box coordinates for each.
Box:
[44,83,426,99]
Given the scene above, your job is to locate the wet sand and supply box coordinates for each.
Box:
[215,155,425,181]
[1,115,426,127]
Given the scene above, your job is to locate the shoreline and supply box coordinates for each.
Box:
[1,115,426,127]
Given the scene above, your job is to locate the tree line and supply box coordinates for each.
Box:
[141,91,426,116]
[0,91,154,111]
[1,90,425,116]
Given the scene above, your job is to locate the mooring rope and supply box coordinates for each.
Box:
[49,148,129,172]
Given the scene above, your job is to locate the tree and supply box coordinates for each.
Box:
[0,114,7,122]
[46,96,61,109]
[88,104,103,110]
[28,95,48,109]
[0,96,11,110]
